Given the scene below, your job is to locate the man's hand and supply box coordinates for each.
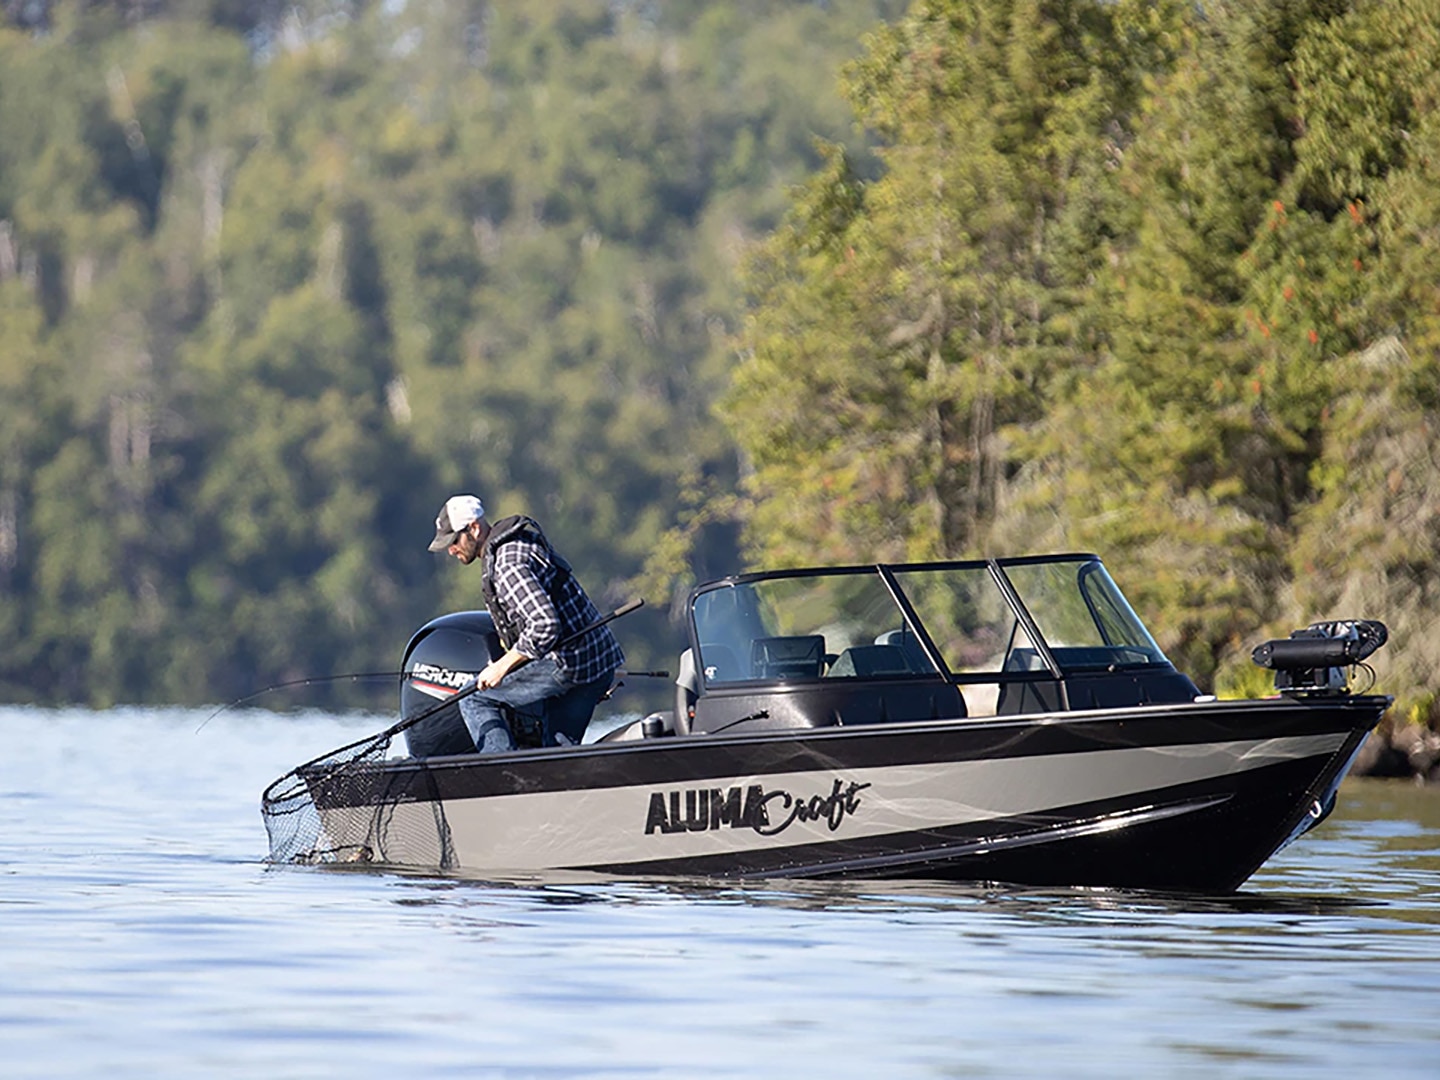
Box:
[476,647,529,689]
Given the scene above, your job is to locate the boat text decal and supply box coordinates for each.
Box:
[644,778,871,837]
[408,663,474,690]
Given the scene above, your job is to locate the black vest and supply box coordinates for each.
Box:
[479,515,573,650]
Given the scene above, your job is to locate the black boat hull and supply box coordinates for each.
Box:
[305,695,1385,893]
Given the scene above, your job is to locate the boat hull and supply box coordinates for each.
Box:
[307,696,1385,893]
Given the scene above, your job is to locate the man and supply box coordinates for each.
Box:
[428,494,624,752]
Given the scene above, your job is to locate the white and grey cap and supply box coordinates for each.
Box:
[427,494,485,552]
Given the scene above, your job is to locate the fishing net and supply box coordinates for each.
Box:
[261,723,457,869]
[259,598,643,870]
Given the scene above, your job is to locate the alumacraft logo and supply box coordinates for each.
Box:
[644,778,871,837]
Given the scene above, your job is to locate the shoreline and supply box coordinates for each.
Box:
[1351,720,1440,784]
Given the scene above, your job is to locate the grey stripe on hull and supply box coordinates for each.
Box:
[317,732,1345,872]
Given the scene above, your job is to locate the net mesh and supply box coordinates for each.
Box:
[261,729,456,870]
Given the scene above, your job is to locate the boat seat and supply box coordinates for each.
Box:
[827,644,913,678]
[875,628,934,672]
[750,635,826,679]
[674,648,698,735]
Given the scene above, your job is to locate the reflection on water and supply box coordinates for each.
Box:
[1259,779,1440,933]
[2,708,1439,1078]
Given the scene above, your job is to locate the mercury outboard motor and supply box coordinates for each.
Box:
[1251,619,1388,694]
[399,611,544,756]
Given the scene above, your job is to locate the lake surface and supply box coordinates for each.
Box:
[3,706,1439,1078]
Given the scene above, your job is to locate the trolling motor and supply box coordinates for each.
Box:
[1251,619,1389,695]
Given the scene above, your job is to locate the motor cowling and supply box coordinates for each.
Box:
[399,611,545,756]
[1251,619,1388,694]
[399,611,498,757]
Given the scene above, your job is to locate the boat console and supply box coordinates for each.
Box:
[605,554,1208,742]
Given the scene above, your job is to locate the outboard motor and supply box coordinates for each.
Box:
[399,611,544,756]
[1251,619,1388,695]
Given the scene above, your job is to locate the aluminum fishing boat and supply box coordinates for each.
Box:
[266,554,1390,893]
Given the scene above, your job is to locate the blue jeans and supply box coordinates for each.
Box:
[458,658,614,752]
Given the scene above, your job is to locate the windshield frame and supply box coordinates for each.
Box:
[685,554,1170,686]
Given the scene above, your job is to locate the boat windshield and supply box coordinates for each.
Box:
[888,565,1041,676]
[1000,559,1166,670]
[691,572,938,684]
[690,557,1168,686]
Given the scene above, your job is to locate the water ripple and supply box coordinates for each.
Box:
[2,707,1438,1078]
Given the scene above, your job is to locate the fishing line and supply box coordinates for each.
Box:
[196,672,407,733]
[200,600,667,734]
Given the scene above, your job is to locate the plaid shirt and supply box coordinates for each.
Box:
[490,533,624,685]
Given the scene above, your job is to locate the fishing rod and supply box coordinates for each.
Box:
[201,599,664,734]
[197,672,406,733]
[259,596,642,771]
[261,598,647,807]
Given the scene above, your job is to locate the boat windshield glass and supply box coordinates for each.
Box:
[888,565,1038,675]
[691,572,938,684]
[1001,559,1167,669]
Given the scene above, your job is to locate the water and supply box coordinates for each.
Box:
[3,706,1439,1079]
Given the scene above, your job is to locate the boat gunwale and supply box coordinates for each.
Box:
[332,693,1393,782]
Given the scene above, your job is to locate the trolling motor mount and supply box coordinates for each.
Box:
[1250,619,1389,694]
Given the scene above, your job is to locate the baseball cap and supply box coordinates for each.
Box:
[428,494,485,552]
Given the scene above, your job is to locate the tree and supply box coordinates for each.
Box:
[727,0,1183,565]
[726,0,1440,710]
[0,0,897,704]
[1015,0,1403,686]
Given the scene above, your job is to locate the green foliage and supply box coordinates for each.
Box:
[7,0,1440,717]
[1288,338,1440,717]
[0,0,891,705]
[729,0,1169,566]
[728,0,1440,705]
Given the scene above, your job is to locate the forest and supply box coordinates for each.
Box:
[0,0,1437,727]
